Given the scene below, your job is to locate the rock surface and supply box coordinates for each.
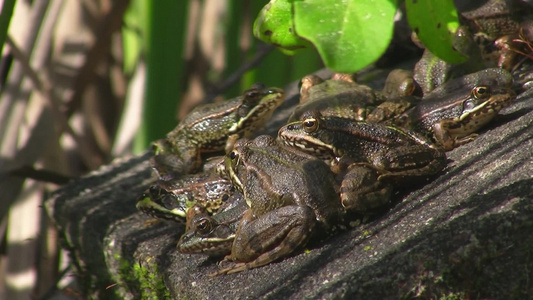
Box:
[47,74,533,299]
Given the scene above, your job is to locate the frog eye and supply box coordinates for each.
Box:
[402,79,416,96]
[472,86,490,99]
[195,217,212,234]
[149,185,160,195]
[303,118,319,133]
[229,151,238,160]
[161,194,178,209]
[396,114,408,125]
[244,88,261,101]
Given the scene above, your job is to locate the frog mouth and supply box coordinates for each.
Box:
[277,132,338,160]
[234,89,285,133]
[178,234,235,255]
[451,92,515,134]
[136,192,187,221]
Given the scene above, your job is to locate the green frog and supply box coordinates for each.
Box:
[136,171,235,222]
[394,68,516,150]
[177,192,247,256]
[213,135,343,275]
[152,85,285,176]
[288,72,420,124]
[278,110,446,185]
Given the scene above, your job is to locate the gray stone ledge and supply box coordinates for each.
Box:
[47,77,533,299]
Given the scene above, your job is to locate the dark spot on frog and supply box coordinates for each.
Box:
[289,27,293,33]
[264,30,272,37]
[412,0,417,3]
[436,22,441,29]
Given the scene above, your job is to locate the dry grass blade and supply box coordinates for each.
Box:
[6,35,100,170]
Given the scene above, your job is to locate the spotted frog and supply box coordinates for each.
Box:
[177,192,247,256]
[394,68,516,150]
[136,170,234,222]
[152,85,284,176]
[278,111,446,193]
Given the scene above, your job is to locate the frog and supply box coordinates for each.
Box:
[393,68,516,150]
[365,69,423,123]
[178,165,392,258]
[278,110,447,186]
[177,192,247,256]
[212,135,343,275]
[288,71,420,124]
[136,170,235,222]
[152,84,285,177]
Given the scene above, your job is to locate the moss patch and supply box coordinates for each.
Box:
[116,253,171,299]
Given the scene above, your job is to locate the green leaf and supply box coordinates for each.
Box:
[133,1,188,153]
[253,0,310,55]
[122,0,148,74]
[405,0,466,64]
[293,0,398,73]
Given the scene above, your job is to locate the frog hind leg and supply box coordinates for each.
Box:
[372,145,446,183]
[212,205,316,275]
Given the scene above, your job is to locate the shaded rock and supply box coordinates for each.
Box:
[47,76,533,299]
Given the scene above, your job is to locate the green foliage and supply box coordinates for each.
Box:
[0,0,16,54]
[116,254,170,299]
[253,0,311,54]
[254,0,464,73]
[122,0,148,75]
[133,1,188,153]
[405,0,466,63]
[224,1,322,98]
[293,0,398,72]
[127,1,322,152]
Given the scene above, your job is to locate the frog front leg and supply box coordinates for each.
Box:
[211,205,316,275]
[339,164,392,213]
[152,138,201,177]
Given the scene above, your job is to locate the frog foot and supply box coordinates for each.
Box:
[372,144,446,184]
[208,257,246,276]
[208,262,250,277]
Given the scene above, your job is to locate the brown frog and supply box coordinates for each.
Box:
[395,68,516,150]
[212,135,343,275]
[288,72,420,124]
